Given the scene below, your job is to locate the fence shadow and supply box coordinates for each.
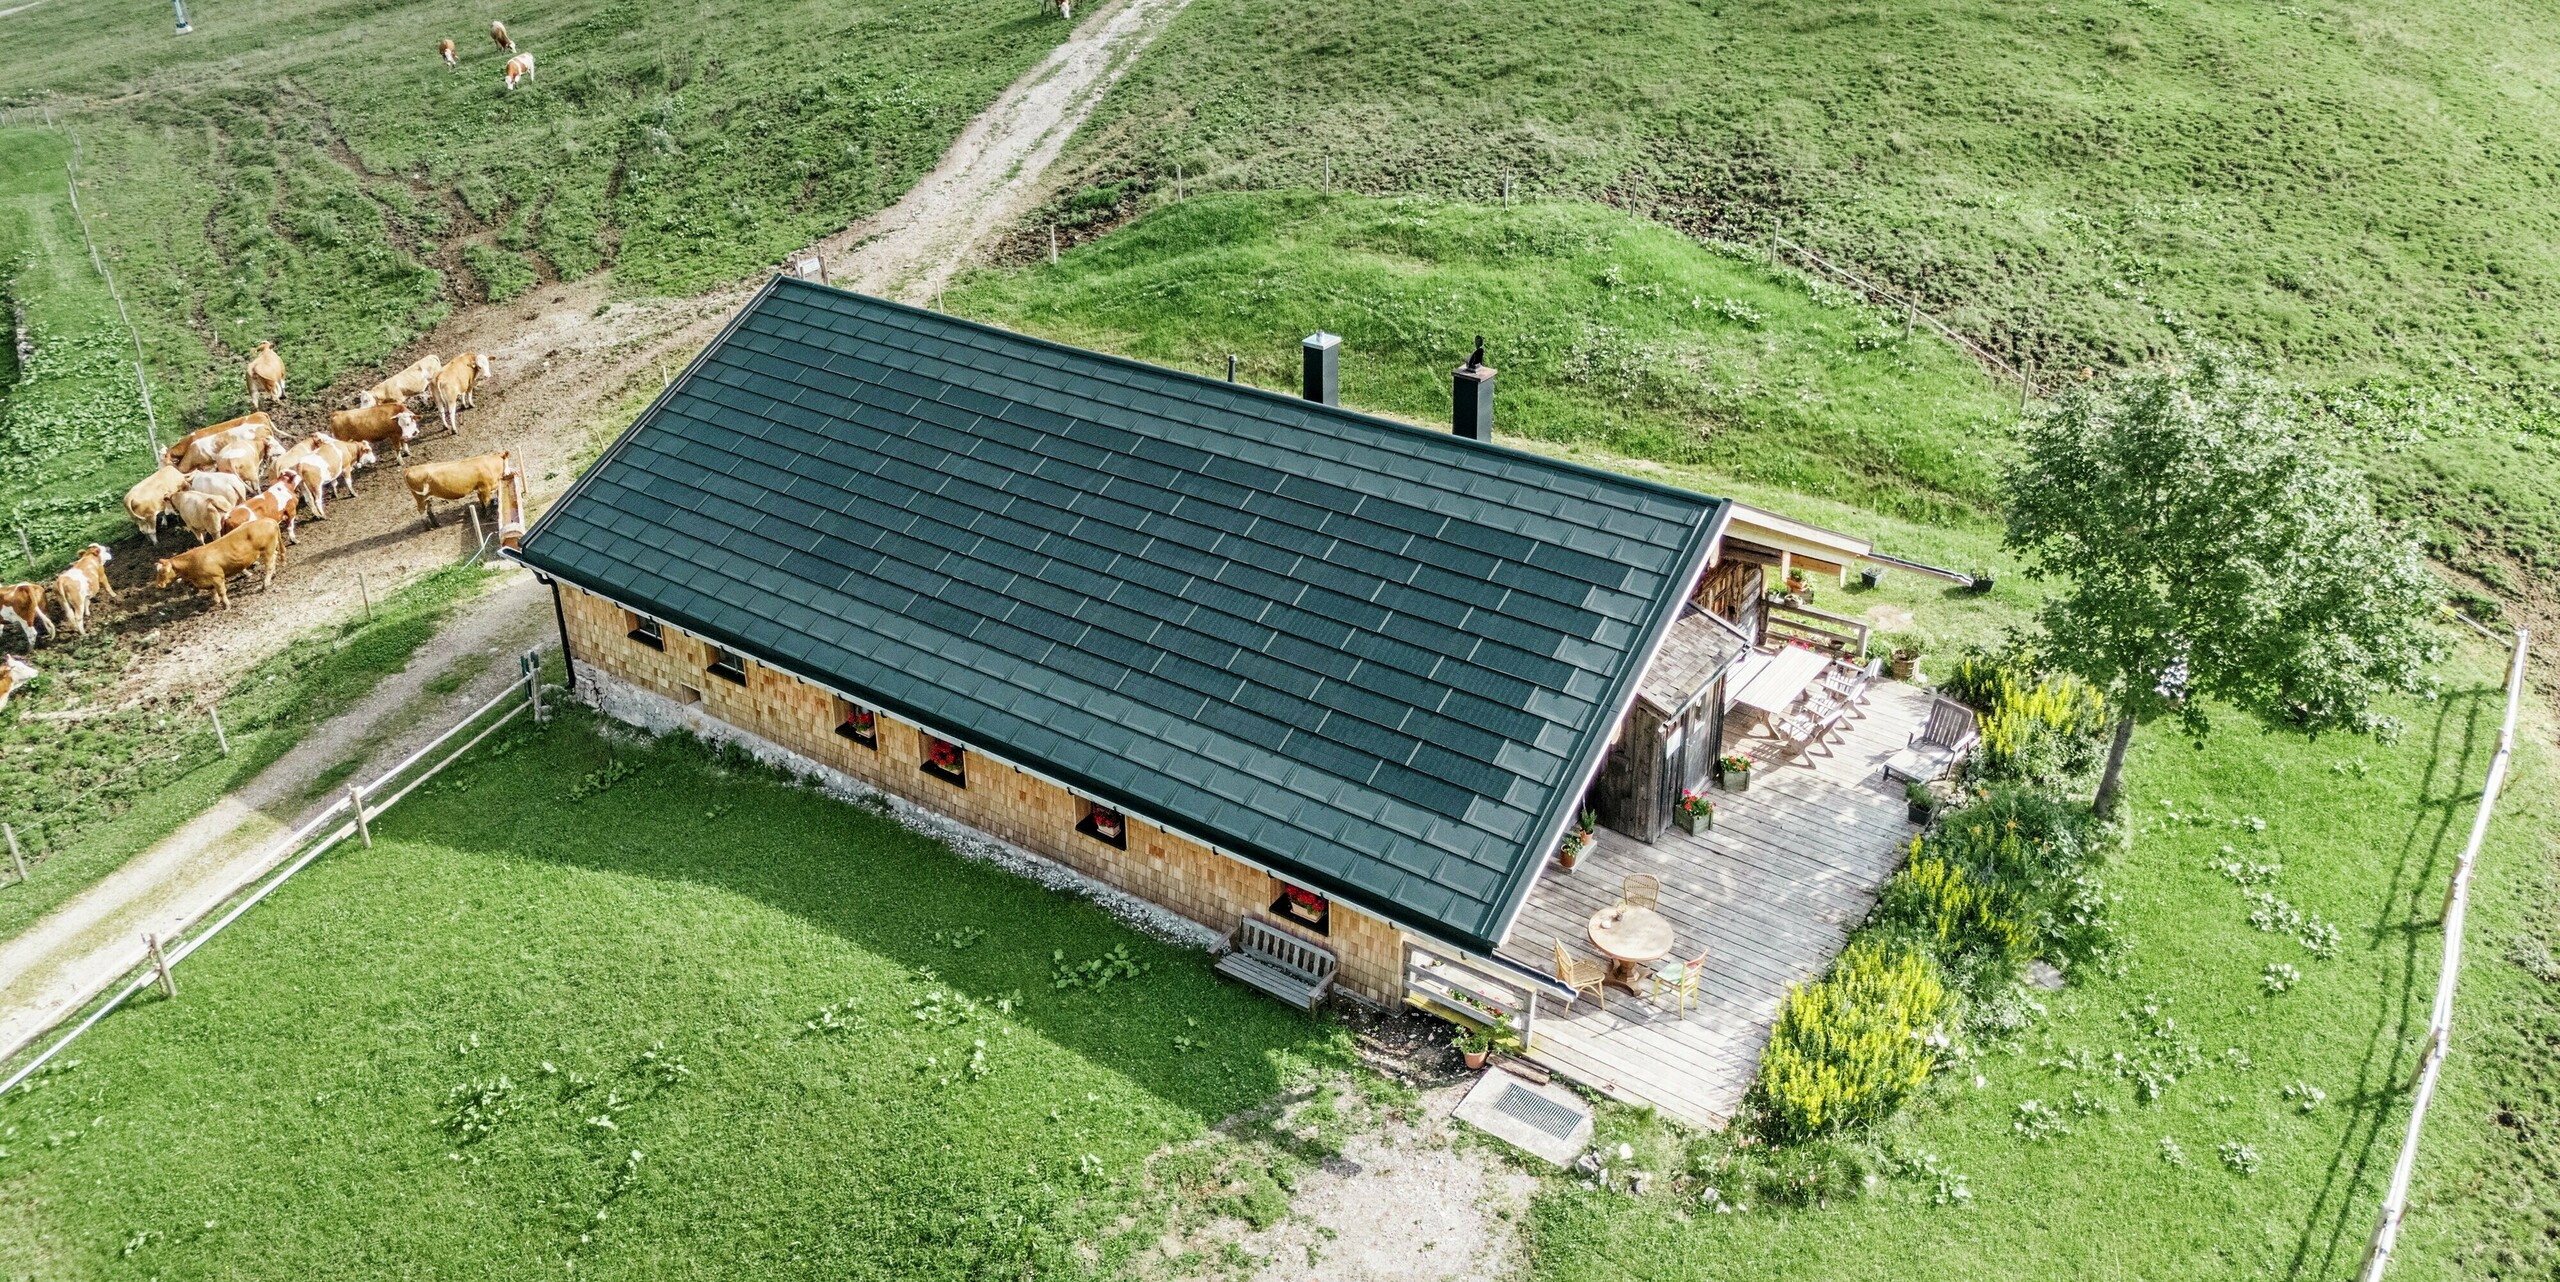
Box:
[2283,680,2499,1281]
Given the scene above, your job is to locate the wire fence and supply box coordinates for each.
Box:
[0,650,553,1092]
[2358,624,2532,1281]
[60,129,163,459]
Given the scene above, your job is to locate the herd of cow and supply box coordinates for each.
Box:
[0,343,519,653]
[441,21,535,90]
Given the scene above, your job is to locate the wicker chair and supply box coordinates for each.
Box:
[1621,873,1661,912]
[1651,949,1707,1019]
[1554,940,1608,1012]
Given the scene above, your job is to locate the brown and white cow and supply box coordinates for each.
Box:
[0,582,51,650]
[430,352,492,434]
[163,412,273,471]
[50,544,115,637]
[403,451,512,528]
[329,402,422,460]
[245,340,287,409]
[173,490,237,545]
[124,466,189,546]
[490,19,514,51]
[185,468,253,506]
[440,37,458,66]
[154,518,284,611]
[504,52,535,90]
[355,355,443,409]
[220,479,302,544]
[0,654,36,713]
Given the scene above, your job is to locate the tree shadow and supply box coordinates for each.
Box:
[379,711,1346,1124]
[2284,681,2498,1281]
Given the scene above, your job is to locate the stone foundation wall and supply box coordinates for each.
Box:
[555,583,1404,1005]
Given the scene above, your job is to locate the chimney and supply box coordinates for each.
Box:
[1452,335,1494,442]
[1301,332,1340,406]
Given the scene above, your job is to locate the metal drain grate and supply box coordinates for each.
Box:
[1493,1081,1586,1141]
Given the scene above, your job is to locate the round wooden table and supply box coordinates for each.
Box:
[1587,904,1675,993]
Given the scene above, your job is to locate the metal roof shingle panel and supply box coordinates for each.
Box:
[516,281,1723,953]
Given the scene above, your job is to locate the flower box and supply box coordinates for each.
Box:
[920,736,966,787]
[1077,801,1127,849]
[1272,883,1330,933]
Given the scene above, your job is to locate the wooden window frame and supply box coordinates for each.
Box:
[627,612,665,651]
[920,735,967,788]
[1075,800,1127,849]
[835,699,877,749]
[705,646,747,685]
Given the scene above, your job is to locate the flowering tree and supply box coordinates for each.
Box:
[2004,350,2443,818]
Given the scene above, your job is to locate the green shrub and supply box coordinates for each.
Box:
[1754,942,1951,1143]
[1943,646,2109,787]
[1873,850,2036,980]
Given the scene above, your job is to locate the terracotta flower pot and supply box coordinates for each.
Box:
[1464,1049,1489,1071]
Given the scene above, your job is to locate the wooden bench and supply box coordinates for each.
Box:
[1215,919,1338,1010]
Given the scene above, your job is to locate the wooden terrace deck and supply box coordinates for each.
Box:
[1496,678,1933,1129]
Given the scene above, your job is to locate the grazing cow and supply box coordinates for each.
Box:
[163,411,273,471]
[0,582,51,649]
[430,351,492,433]
[0,654,36,713]
[173,490,237,545]
[245,340,287,409]
[154,518,284,611]
[490,19,513,52]
[402,451,512,528]
[185,469,253,505]
[281,434,377,518]
[355,354,442,409]
[220,479,302,544]
[504,52,535,90]
[51,544,115,637]
[329,402,421,460]
[124,466,189,546]
[440,38,458,66]
[1043,0,1072,18]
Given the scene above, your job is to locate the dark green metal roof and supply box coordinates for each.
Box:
[517,278,1724,955]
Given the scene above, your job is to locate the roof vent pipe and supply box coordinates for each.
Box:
[1452,335,1494,442]
[1301,332,1340,406]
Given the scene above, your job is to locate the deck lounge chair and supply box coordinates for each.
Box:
[1882,696,1981,784]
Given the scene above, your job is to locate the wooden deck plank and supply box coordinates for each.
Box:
[1498,678,1935,1129]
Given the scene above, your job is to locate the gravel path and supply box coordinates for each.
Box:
[2,0,1188,1063]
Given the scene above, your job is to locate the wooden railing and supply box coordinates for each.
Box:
[1403,941,1560,1050]
[1762,596,1871,658]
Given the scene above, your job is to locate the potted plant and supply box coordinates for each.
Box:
[1884,636,1923,680]
[1969,569,1996,595]
[1783,568,1813,603]
[1905,780,1937,825]
[1859,565,1886,590]
[1556,809,1598,870]
[1453,1015,1522,1071]
[1676,788,1714,834]
[1718,753,1754,793]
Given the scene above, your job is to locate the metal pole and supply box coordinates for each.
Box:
[1174,162,1183,202]
[1503,174,1513,206]
[210,705,229,755]
[171,0,192,34]
[1322,157,1330,196]
[1226,355,1236,383]
[6,824,25,883]
[146,933,176,997]
[14,525,29,567]
[358,571,372,621]
[349,785,371,848]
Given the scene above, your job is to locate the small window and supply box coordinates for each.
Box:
[920,735,966,787]
[1076,800,1126,849]
[836,699,877,749]
[627,612,664,650]
[706,646,746,684]
[1272,882,1330,935]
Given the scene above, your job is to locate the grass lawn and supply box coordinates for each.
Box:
[1528,638,2558,1280]
[1047,0,2560,599]
[0,563,489,942]
[0,712,1355,1278]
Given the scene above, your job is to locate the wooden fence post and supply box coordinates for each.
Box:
[1048,224,1058,266]
[210,705,229,756]
[522,648,545,724]
[14,524,29,567]
[358,571,373,621]
[349,785,371,848]
[1322,156,1330,196]
[6,823,25,884]
[1174,161,1183,202]
[145,933,176,998]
